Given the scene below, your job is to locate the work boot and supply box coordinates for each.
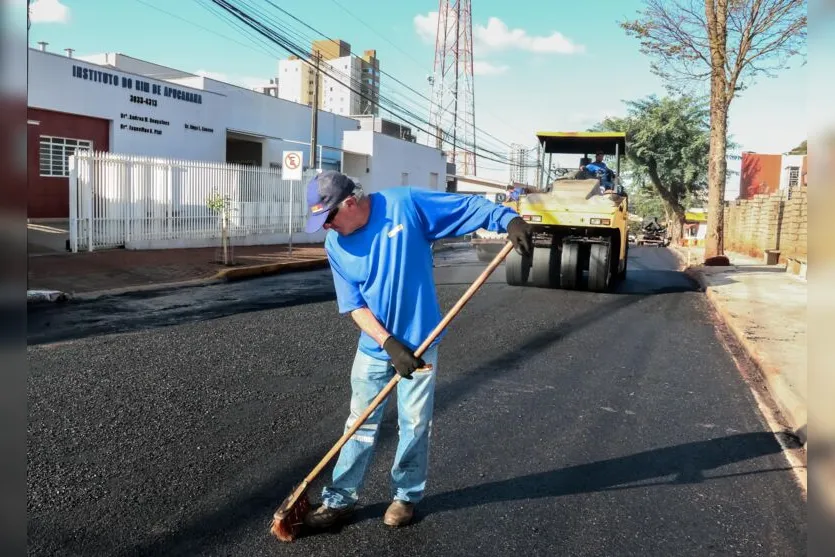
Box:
[303,504,354,529]
[383,500,415,527]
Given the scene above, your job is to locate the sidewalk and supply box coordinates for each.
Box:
[673,245,807,444]
[27,243,329,299]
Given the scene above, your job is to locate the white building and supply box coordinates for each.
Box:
[277,56,315,107]
[342,131,447,193]
[27,46,439,221]
[321,55,363,116]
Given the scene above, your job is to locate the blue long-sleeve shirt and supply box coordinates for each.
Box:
[585,162,609,174]
[325,186,519,359]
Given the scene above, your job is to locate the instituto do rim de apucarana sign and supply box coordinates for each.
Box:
[28,52,225,161]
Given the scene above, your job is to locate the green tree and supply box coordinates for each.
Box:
[621,0,806,261]
[788,139,807,154]
[594,95,711,243]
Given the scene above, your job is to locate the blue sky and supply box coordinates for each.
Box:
[29,0,807,181]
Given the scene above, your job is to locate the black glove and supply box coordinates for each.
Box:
[506,216,533,257]
[383,336,426,380]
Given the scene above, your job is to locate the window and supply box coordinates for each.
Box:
[430,172,439,189]
[788,166,800,188]
[39,136,93,177]
[401,172,409,186]
[787,166,800,199]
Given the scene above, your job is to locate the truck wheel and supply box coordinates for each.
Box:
[560,241,581,290]
[588,242,611,292]
[617,242,628,280]
[506,248,531,286]
[530,245,560,288]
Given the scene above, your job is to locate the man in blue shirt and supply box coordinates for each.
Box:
[582,151,616,191]
[302,171,532,530]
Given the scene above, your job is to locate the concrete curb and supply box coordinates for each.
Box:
[671,247,806,444]
[32,245,454,305]
[27,290,71,305]
[29,258,331,304]
[212,257,329,281]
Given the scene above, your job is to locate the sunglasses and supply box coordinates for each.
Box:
[325,206,340,225]
[324,196,352,225]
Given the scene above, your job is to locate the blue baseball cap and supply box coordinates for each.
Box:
[305,171,357,233]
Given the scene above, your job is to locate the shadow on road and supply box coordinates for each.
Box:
[351,432,799,525]
[613,269,701,295]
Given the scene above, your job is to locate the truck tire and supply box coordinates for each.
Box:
[588,242,611,292]
[617,241,628,280]
[506,248,531,286]
[560,241,581,290]
[530,245,560,288]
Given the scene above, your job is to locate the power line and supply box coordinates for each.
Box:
[325,0,539,152]
[202,0,529,167]
[135,0,530,169]
[133,0,275,60]
[254,0,514,154]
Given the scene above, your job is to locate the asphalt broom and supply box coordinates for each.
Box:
[270,240,516,542]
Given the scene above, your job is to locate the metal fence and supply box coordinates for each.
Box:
[68,151,314,252]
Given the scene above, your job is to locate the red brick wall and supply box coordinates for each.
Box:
[28,108,110,218]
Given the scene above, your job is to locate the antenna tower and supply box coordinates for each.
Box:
[428,0,476,175]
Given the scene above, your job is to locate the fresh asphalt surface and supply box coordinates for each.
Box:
[27,245,806,556]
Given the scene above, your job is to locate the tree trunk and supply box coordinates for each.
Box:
[705,105,728,259]
[669,208,686,245]
[704,0,729,260]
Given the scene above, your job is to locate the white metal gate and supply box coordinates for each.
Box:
[68,151,315,251]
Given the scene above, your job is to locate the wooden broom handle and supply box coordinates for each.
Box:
[300,241,515,486]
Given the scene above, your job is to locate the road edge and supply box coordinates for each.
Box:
[29,258,332,304]
[670,247,806,447]
[28,243,464,305]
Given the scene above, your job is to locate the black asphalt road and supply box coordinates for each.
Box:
[27,245,806,556]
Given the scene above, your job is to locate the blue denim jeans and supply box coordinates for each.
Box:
[321,344,439,509]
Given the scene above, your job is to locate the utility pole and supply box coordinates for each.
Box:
[534,142,541,189]
[310,51,320,171]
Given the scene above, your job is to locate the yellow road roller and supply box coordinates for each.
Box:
[504,131,629,292]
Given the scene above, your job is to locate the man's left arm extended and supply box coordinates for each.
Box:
[410,188,533,256]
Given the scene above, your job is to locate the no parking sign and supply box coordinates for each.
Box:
[282,151,303,181]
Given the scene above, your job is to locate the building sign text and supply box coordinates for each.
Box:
[72,64,203,105]
[184,123,214,133]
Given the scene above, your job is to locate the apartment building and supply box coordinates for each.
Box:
[277,39,380,116]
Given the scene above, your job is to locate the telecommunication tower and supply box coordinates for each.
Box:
[428,0,476,175]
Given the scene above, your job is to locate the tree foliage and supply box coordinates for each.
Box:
[788,139,806,154]
[621,0,806,96]
[593,95,711,242]
[620,0,806,259]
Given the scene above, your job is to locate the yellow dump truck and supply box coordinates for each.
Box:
[482,131,630,292]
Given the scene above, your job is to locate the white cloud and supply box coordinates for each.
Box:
[414,11,438,44]
[473,61,509,76]
[414,12,584,54]
[29,0,70,24]
[194,70,271,90]
[476,17,584,54]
